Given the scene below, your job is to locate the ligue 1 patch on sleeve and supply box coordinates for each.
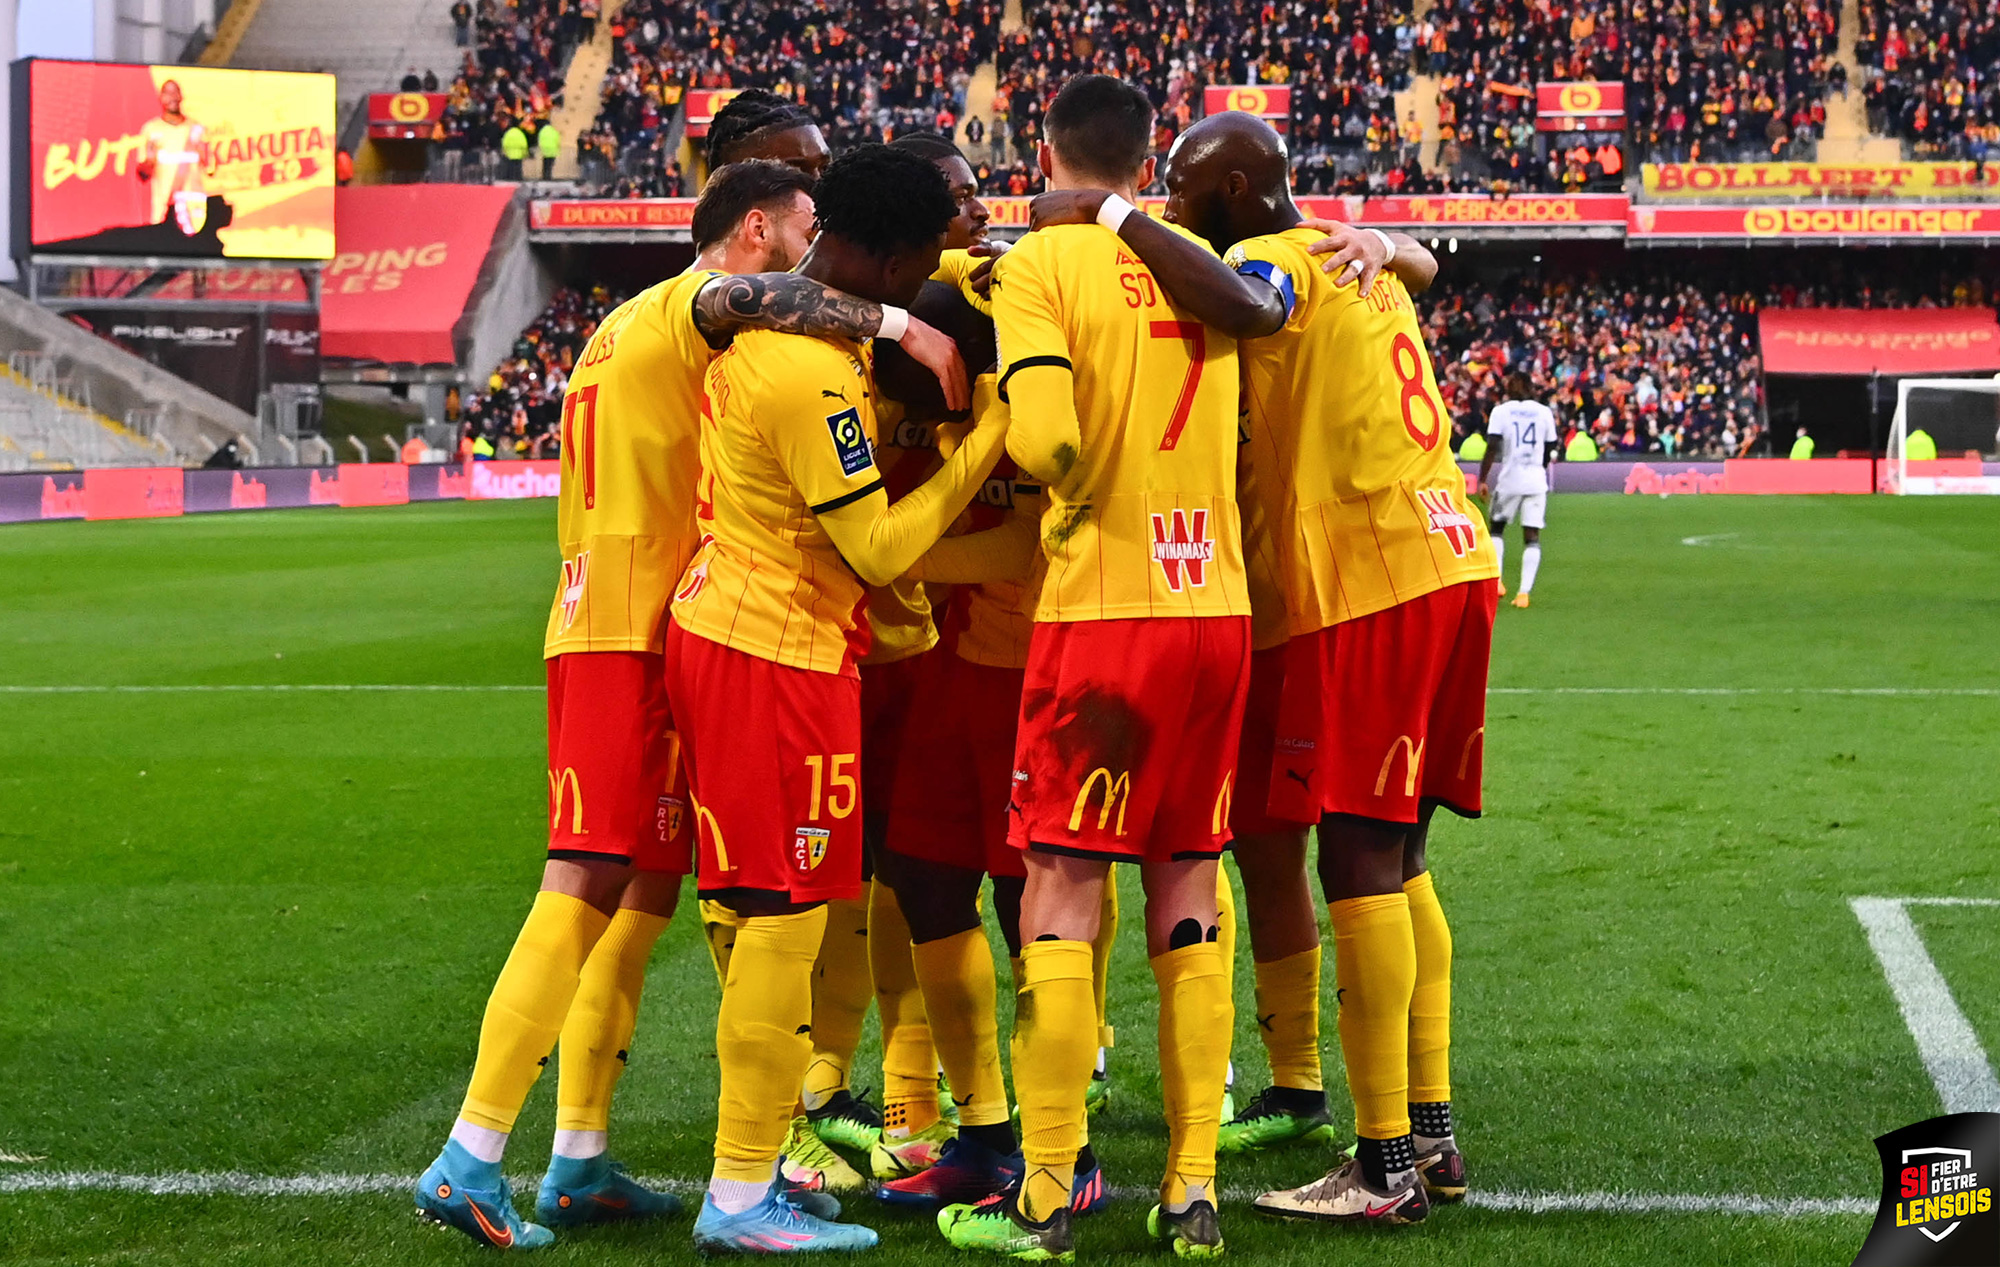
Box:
[1852,1112,1999,1266]
[824,406,873,477]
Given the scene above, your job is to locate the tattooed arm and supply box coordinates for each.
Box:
[693,272,969,411]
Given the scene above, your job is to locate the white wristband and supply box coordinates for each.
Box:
[1096,193,1136,233]
[1370,228,1398,265]
[877,305,910,343]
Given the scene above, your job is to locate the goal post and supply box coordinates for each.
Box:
[1886,376,2000,494]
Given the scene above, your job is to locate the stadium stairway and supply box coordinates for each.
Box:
[229,0,462,129]
[0,288,261,467]
[545,0,631,179]
[1401,74,1442,172]
[1819,0,1901,162]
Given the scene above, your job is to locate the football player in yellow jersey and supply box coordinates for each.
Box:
[1035,110,1495,1229]
[938,74,1249,1262]
[415,160,974,1252]
[664,145,1012,1254]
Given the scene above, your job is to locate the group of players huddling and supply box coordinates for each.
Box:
[413,71,1502,1259]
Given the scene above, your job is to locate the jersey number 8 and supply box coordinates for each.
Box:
[1391,333,1442,451]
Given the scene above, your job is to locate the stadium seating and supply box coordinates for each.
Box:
[457,286,619,458]
[1857,0,1999,157]
[1421,253,1993,458]
[232,0,463,121]
[433,0,580,182]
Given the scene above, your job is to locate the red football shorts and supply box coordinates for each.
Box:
[886,651,1026,878]
[1009,616,1251,863]
[1268,579,1497,828]
[663,620,865,904]
[1230,644,1315,837]
[861,650,930,824]
[545,650,693,874]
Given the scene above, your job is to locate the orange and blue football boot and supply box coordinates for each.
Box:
[415,1139,555,1250]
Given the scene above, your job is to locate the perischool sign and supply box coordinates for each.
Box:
[16,59,336,260]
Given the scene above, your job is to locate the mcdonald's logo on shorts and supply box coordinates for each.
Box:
[549,767,587,835]
[1069,767,1132,836]
[1372,736,1426,798]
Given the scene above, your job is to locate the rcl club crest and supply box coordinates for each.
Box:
[559,550,590,629]
[1151,508,1215,592]
[793,826,831,873]
[1416,489,1479,558]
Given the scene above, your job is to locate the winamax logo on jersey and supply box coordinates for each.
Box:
[1852,1112,1998,1266]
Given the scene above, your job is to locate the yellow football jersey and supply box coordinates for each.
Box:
[669,329,885,675]
[931,248,996,317]
[992,223,1249,624]
[861,393,942,666]
[1225,226,1496,632]
[543,268,723,657]
[950,459,1045,670]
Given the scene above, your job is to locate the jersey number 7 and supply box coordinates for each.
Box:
[562,384,600,508]
[1150,321,1206,451]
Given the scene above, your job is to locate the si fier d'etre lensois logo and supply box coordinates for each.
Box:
[1853,1113,1998,1266]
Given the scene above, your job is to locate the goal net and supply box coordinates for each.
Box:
[1887,376,2000,494]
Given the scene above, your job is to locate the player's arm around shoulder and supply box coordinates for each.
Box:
[990,232,1083,488]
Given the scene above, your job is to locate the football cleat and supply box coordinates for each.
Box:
[1084,1069,1110,1114]
[782,1116,869,1194]
[1216,1087,1338,1155]
[1147,1200,1226,1259]
[1510,593,1531,609]
[878,1135,1021,1209]
[536,1153,683,1226]
[1253,1158,1430,1225]
[937,1187,1074,1261]
[415,1140,555,1251]
[782,1178,843,1222]
[692,1185,878,1254]
[805,1089,883,1153]
[1219,1088,1235,1126]
[1414,1134,1467,1203]
[939,1075,962,1125]
[871,1116,955,1181]
[1068,1152,1109,1216]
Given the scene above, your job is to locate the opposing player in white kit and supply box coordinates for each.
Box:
[1477,374,1560,609]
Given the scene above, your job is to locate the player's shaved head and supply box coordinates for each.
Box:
[1162,111,1297,253]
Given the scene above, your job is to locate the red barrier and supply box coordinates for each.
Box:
[85,467,184,520]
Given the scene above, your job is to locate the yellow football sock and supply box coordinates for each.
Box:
[1153,942,1231,1206]
[1215,865,1238,1013]
[1253,947,1324,1092]
[1090,881,1118,1050]
[1014,939,1094,1222]
[700,899,743,987]
[871,881,939,1135]
[714,906,827,1184]
[556,907,671,1133]
[1329,893,1416,1141]
[911,929,1009,1127]
[461,891,611,1133]
[802,895,871,1110]
[1404,872,1453,1106]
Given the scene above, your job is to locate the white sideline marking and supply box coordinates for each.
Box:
[2,684,1995,697]
[1851,897,2000,1115]
[0,1169,1870,1216]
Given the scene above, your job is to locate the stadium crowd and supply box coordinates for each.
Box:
[1424,252,1996,458]
[431,0,582,180]
[1857,0,2000,157]
[456,287,621,459]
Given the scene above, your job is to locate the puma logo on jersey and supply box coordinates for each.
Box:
[822,388,850,402]
[559,551,590,630]
[1416,489,1479,558]
[1150,508,1214,591]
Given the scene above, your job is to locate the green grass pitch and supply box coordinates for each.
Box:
[2,494,1996,1266]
